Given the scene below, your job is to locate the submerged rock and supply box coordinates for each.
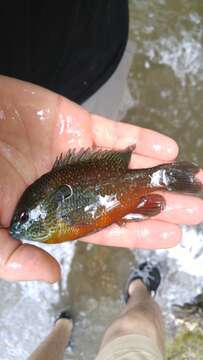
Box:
[167,292,203,360]
[166,330,203,360]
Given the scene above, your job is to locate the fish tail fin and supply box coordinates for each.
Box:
[153,162,202,193]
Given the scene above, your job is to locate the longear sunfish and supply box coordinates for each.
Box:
[9,146,202,243]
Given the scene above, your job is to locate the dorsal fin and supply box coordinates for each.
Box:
[52,145,136,172]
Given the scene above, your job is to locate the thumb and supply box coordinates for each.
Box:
[0,229,60,282]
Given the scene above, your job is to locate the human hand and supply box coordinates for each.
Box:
[0,76,202,282]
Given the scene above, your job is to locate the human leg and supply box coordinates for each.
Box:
[28,312,73,360]
[95,262,165,360]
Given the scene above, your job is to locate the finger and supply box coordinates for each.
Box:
[80,221,181,249]
[129,154,169,169]
[0,154,27,227]
[53,96,93,157]
[0,76,93,176]
[0,75,57,176]
[154,192,203,225]
[91,115,179,161]
[197,169,203,184]
[0,229,60,282]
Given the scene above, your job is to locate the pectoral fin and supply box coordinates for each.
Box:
[117,194,166,225]
[135,194,166,216]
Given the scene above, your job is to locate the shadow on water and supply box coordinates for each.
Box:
[60,243,134,359]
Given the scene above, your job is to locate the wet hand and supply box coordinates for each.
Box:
[0,76,203,282]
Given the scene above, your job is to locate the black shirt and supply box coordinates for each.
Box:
[0,1,129,103]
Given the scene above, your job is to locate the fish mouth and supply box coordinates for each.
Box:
[9,228,22,240]
[9,229,31,242]
[9,222,25,240]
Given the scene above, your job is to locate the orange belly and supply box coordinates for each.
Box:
[45,191,147,244]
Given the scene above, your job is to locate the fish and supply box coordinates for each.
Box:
[9,145,202,244]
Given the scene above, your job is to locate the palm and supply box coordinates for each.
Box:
[0,76,202,282]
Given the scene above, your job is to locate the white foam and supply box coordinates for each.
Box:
[159,226,203,277]
[144,30,203,86]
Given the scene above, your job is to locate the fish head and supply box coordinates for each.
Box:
[10,204,52,243]
[9,179,67,243]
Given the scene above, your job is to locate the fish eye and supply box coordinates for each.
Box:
[19,211,29,224]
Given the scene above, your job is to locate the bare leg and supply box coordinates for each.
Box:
[28,315,73,360]
[97,263,165,358]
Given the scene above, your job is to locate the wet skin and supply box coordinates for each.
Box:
[0,75,203,282]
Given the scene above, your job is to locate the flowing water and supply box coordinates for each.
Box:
[0,1,203,359]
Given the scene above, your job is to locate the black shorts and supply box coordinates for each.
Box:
[0,0,128,103]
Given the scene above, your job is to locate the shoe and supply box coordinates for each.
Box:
[55,310,73,323]
[124,261,161,303]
